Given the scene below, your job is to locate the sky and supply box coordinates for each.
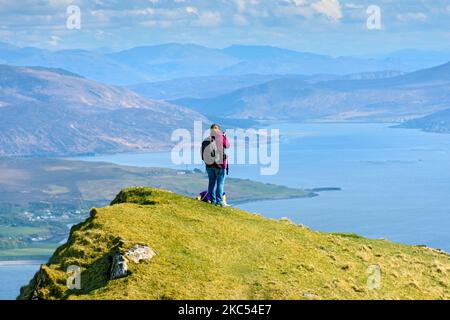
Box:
[0,0,449,56]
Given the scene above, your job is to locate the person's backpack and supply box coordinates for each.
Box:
[201,136,219,167]
[201,136,230,174]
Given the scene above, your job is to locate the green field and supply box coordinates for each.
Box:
[0,226,50,237]
[0,244,58,260]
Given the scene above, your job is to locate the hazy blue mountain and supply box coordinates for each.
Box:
[1,42,447,87]
[217,45,401,76]
[129,71,405,101]
[109,43,240,81]
[386,61,450,85]
[222,45,313,60]
[127,74,306,100]
[174,62,450,122]
[377,49,450,71]
[174,78,325,120]
[0,65,206,156]
[0,42,42,63]
[117,44,411,79]
[336,70,406,81]
[317,61,450,93]
[9,49,151,85]
[398,108,450,133]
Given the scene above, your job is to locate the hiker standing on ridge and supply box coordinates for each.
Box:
[201,124,230,207]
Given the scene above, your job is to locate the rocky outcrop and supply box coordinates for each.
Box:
[110,245,156,280]
[126,244,157,263]
[110,254,129,280]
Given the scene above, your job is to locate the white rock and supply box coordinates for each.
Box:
[126,244,156,263]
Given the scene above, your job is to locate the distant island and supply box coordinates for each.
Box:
[397,108,450,134]
[311,187,342,192]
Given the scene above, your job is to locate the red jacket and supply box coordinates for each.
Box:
[219,134,230,169]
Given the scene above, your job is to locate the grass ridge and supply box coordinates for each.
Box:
[18,187,450,300]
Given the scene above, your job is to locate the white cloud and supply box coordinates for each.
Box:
[140,20,174,28]
[0,0,446,52]
[290,0,306,6]
[311,0,342,21]
[233,14,248,26]
[195,11,222,27]
[273,5,314,19]
[397,12,427,23]
[234,0,260,13]
[186,6,199,15]
[235,0,246,13]
[48,35,61,46]
[344,3,364,10]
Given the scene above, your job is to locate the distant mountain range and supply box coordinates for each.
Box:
[1,42,450,157]
[369,49,450,71]
[0,43,150,85]
[217,45,400,76]
[2,42,448,86]
[109,43,240,82]
[129,71,405,101]
[0,65,206,157]
[128,74,303,100]
[174,62,450,122]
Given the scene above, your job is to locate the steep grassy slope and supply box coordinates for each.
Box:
[19,188,450,300]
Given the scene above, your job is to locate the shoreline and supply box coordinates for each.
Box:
[0,260,45,266]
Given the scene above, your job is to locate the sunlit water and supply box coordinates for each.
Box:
[0,262,42,300]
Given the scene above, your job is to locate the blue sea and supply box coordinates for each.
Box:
[0,262,42,300]
[4,122,449,300]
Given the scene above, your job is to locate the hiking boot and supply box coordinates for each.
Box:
[217,202,231,208]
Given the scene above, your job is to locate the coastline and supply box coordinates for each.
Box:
[0,260,45,266]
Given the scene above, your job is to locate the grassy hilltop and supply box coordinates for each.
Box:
[19,188,450,300]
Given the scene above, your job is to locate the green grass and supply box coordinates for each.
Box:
[0,244,58,260]
[18,188,450,300]
[0,226,50,237]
